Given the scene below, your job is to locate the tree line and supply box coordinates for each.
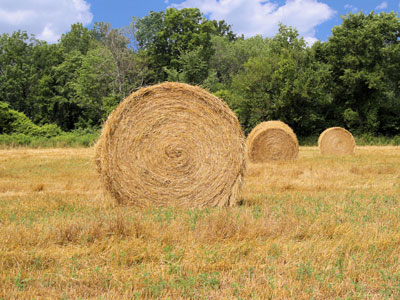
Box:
[1,8,399,138]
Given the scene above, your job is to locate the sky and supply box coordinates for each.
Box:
[0,0,399,45]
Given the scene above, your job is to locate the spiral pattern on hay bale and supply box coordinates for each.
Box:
[318,127,356,155]
[95,82,246,208]
[246,121,299,162]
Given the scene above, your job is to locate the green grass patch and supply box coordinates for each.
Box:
[0,130,99,148]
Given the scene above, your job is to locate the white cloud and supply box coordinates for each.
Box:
[304,36,319,46]
[171,0,335,43]
[0,0,93,43]
[38,24,59,43]
[344,4,358,12]
[376,1,388,9]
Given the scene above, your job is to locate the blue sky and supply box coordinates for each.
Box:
[0,0,399,44]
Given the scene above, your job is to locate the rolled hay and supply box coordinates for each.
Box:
[246,120,299,162]
[95,82,246,208]
[318,127,356,155]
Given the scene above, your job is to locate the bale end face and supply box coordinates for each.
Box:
[318,127,356,155]
[96,82,246,208]
[247,120,299,163]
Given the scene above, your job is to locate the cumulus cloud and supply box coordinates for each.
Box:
[376,1,388,9]
[0,0,93,43]
[171,0,335,45]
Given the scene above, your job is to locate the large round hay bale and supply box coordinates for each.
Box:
[318,127,356,155]
[95,82,246,208]
[246,120,299,162]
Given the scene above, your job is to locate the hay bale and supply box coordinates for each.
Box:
[318,127,356,155]
[246,120,299,162]
[95,82,246,208]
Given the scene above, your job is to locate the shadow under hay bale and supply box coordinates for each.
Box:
[95,82,246,208]
[246,120,299,163]
[318,127,356,155]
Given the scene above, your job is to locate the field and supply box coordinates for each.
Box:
[0,146,400,299]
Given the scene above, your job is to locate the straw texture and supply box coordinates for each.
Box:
[246,121,299,162]
[95,82,246,208]
[318,127,356,155]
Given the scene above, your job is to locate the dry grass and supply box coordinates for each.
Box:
[1,146,400,299]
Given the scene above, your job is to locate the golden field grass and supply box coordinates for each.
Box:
[0,146,399,299]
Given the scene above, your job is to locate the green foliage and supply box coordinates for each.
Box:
[92,22,150,98]
[213,89,247,122]
[355,134,400,146]
[0,101,88,147]
[0,130,99,148]
[298,134,400,146]
[0,101,14,134]
[323,11,400,134]
[37,124,63,138]
[164,47,209,84]
[0,9,399,141]
[133,7,236,82]
[0,31,34,113]
[207,35,266,90]
[102,94,121,117]
[59,23,93,55]
[230,25,332,135]
[0,101,39,135]
[72,46,115,124]
[343,108,360,129]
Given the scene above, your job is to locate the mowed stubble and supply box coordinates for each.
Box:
[0,146,399,299]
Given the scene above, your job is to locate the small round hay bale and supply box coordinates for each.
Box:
[246,120,299,162]
[318,127,356,155]
[95,82,246,208]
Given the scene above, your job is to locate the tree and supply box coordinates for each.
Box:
[59,23,93,55]
[324,11,400,134]
[0,100,61,136]
[132,8,236,82]
[92,22,149,99]
[0,32,65,126]
[206,35,266,91]
[230,25,332,136]
[133,11,165,49]
[52,49,85,130]
[0,31,33,113]
[27,41,64,125]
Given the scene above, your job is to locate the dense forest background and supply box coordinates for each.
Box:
[1,8,400,145]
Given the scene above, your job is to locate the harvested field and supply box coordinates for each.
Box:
[0,146,400,299]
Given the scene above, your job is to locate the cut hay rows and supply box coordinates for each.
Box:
[318,127,356,155]
[246,120,299,162]
[95,82,246,208]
